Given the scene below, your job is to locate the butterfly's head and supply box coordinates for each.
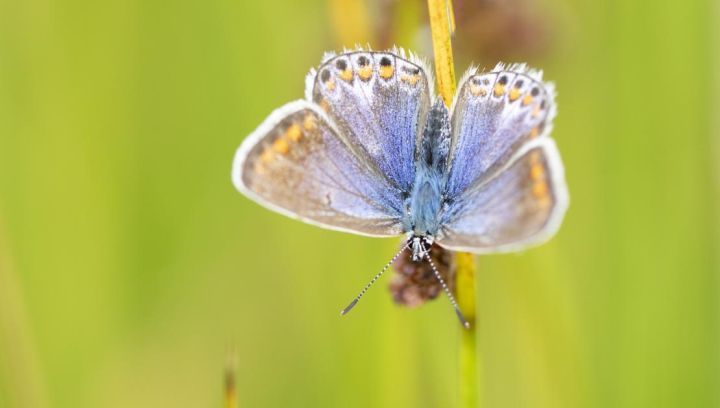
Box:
[408,235,434,261]
[342,232,469,329]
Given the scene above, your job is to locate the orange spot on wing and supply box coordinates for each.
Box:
[358,66,372,80]
[532,181,548,198]
[509,88,521,101]
[529,151,550,206]
[286,123,302,142]
[260,148,274,164]
[470,84,487,97]
[530,163,545,181]
[537,195,551,208]
[379,65,394,79]
[400,74,419,85]
[522,94,534,106]
[339,69,353,82]
[272,137,289,154]
[493,83,505,97]
[302,114,316,131]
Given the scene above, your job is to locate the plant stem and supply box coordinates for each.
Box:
[224,352,238,408]
[427,1,479,407]
[427,0,456,105]
[455,252,478,408]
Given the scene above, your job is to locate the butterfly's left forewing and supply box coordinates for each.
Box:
[233,100,405,237]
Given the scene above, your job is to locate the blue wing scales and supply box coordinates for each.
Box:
[437,64,568,253]
[309,49,433,192]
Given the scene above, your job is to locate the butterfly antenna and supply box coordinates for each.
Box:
[340,242,410,316]
[422,242,471,329]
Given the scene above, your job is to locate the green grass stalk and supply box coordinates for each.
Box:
[427,1,480,407]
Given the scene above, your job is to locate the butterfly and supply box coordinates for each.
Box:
[232,48,568,327]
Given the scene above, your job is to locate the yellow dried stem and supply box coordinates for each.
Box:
[427,0,457,104]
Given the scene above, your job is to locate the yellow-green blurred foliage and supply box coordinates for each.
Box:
[0,0,718,407]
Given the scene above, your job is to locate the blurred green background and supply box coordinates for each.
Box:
[0,0,718,407]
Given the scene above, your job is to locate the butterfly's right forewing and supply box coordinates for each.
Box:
[233,101,405,237]
[437,65,568,253]
[445,65,556,197]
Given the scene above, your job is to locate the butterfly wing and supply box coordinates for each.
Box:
[437,138,568,253]
[232,100,405,237]
[437,65,568,253]
[308,49,433,193]
[444,64,557,197]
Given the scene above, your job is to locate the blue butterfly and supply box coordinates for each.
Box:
[232,48,568,327]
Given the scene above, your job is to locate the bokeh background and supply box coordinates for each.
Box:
[0,0,718,406]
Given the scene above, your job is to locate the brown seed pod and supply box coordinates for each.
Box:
[389,242,456,308]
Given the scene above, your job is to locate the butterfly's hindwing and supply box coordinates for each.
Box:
[437,138,568,253]
[232,101,405,237]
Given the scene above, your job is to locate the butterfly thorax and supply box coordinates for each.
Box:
[402,99,451,243]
